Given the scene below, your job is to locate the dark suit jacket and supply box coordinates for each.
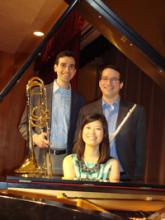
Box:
[19,82,85,154]
[76,99,146,180]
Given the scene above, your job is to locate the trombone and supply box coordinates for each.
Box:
[15,77,53,177]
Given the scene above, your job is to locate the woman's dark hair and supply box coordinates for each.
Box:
[73,113,110,164]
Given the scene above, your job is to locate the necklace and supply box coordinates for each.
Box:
[79,160,100,174]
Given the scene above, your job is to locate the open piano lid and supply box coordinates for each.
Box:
[1,0,164,101]
[75,0,165,89]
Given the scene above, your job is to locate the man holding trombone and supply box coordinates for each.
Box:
[18,50,85,176]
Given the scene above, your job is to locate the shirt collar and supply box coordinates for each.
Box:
[53,80,71,95]
[102,97,120,111]
[53,80,60,93]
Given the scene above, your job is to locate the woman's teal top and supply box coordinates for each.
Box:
[71,154,112,181]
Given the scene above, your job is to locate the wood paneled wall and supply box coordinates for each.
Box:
[0,52,34,175]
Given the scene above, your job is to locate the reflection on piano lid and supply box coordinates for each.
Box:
[3,176,165,214]
[1,0,164,102]
[76,0,165,89]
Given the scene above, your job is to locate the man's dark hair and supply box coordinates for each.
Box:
[55,50,77,67]
[99,64,123,82]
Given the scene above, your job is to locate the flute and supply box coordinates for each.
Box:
[109,104,137,144]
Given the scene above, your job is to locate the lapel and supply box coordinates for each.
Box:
[70,89,74,122]
[70,89,80,124]
[115,100,128,149]
[97,99,104,114]
[46,82,53,127]
[116,100,129,127]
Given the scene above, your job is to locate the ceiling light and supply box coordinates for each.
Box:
[33,31,44,37]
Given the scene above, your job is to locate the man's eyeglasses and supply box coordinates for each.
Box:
[101,77,120,83]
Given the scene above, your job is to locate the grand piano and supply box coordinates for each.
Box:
[0,0,165,219]
[0,176,165,220]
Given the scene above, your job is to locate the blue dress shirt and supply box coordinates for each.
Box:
[102,98,124,172]
[50,81,71,150]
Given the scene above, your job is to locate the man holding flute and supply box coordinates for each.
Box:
[76,65,146,181]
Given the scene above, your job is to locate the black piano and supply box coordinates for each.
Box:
[0,176,165,220]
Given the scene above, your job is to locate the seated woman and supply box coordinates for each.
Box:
[63,113,120,182]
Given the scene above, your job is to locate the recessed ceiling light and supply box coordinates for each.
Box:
[33,31,44,37]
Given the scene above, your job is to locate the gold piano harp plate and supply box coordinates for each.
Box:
[7,187,165,212]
